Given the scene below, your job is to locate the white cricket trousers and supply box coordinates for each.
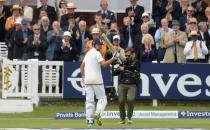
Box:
[85,84,107,121]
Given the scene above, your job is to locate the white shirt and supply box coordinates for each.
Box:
[22,6,33,22]
[183,40,208,60]
[83,48,104,85]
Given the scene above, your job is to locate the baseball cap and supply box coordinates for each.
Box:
[113,35,120,40]
[63,31,71,37]
[21,19,29,25]
[142,12,149,18]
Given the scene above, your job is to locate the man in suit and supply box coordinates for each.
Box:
[205,7,210,28]
[89,13,108,34]
[36,0,56,24]
[60,2,81,29]
[19,0,33,22]
[74,20,92,60]
[155,18,173,62]
[97,0,116,27]
[40,16,52,37]
[125,0,144,25]
[27,24,47,60]
[179,6,195,31]
[120,17,136,49]
[204,7,210,62]
[0,0,11,42]
[14,19,34,60]
[46,21,63,61]
[159,0,182,27]
[163,20,188,63]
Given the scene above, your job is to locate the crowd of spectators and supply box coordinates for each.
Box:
[0,0,210,63]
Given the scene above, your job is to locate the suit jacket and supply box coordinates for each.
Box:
[40,25,52,37]
[36,5,56,23]
[46,30,63,61]
[0,5,11,42]
[27,34,47,60]
[5,27,17,59]
[120,25,137,49]
[125,5,144,25]
[53,42,78,61]
[204,31,210,49]
[74,30,92,55]
[97,10,116,25]
[14,29,34,59]
[163,30,188,63]
[204,31,210,62]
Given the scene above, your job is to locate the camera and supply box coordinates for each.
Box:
[110,29,117,34]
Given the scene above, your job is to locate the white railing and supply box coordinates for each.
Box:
[0,42,8,61]
[2,60,63,102]
[38,61,63,97]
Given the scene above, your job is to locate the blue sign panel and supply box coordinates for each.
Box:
[55,112,85,119]
[139,63,210,100]
[63,62,112,99]
[178,111,210,118]
[63,62,210,100]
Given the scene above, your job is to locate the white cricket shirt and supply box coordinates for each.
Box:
[83,48,104,85]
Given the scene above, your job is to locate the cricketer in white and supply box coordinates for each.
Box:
[80,38,118,126]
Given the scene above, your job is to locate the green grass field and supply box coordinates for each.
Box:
[0,105,210,128]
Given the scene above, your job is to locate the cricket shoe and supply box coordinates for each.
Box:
[127,119,133,124]
[87,119,94,127]
[93,114,102,126]
[117,120,126,124]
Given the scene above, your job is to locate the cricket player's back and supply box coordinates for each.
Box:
[83,48,104,85]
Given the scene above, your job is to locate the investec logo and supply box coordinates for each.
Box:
[67,69,210,98]
[67,68,83,92]
[140,73,210,97]
[179,111,210,118]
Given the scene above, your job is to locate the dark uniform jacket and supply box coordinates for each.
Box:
[114,59,140,84]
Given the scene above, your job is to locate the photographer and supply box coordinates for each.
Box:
[106,22,120,42]
[113,48,140,124]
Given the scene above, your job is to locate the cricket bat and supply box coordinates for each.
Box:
[101,33,115,53]
[101,33,125,62]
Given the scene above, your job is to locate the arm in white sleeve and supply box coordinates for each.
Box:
[183,42,192,56]
[201,41,209,55]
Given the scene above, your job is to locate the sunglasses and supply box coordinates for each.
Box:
[125,55,131,57]
[33,28,40,30]
[187,10,193,12]
[189,22,197,25]
[142,16,149,18]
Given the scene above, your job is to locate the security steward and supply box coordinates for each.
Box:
[113,47,140,124]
